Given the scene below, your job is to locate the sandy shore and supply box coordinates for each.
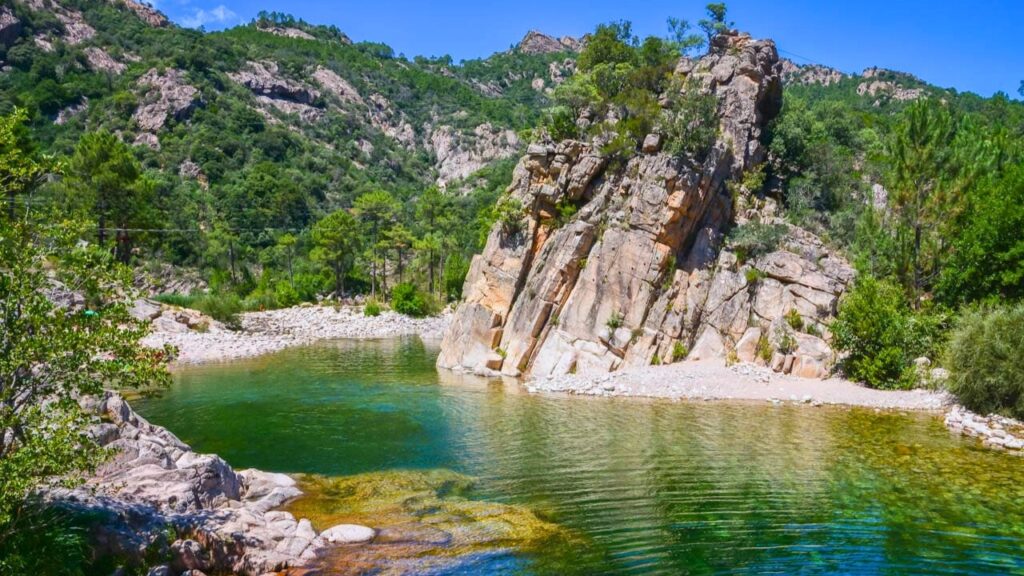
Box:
[527,359,951,411]
[143,304,450,365]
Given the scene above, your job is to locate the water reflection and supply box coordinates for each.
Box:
[136,338,1024,575]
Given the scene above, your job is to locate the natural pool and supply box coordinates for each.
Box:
[134,338,1024,575]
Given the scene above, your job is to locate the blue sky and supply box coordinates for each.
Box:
[154,0,1023,98]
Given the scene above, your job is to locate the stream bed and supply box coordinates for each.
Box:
[134,338,1024,575]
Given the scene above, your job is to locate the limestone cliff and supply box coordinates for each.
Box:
[438,32,854,380]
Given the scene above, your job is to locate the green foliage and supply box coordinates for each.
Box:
[728,222,787,263]
[831,276,940,389]
[391,282,432,317]
[63,130,155,263]
[606,311,624,330]
[699,3,733,44]
[659,78,719,158]
[671,341,689,363]
[937,163,1024,305]
[0,218,170,555]
[493,195,525,235]
[756,334,773,363]
[744,267,766,285]
[442,253,470,302]
[785,309,804,331]
[0,503,89,576]
[311,209,360,296]
[945,304,1024,419]
[364,298,382,317]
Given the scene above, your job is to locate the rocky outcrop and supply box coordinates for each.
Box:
[84,46,126,74]
[257,25,315,40]
[133,68,201,132]
[230,61,324,122]
[439,32,850,380]
[230,60,319,104]
[431,123,521,186]
[24,0,95,44]
[115,0,169,27]
[779,59,846,87]
[517,30,584,54]
[49,393,361,575]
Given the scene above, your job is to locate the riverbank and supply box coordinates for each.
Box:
[527,360,951,411]
[142,303,451,365]
[52,392,377,575]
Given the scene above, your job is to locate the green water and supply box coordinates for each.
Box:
[134,338,1024,575]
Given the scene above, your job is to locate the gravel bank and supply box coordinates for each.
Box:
[144,305,450,365]
[527,360,951,411]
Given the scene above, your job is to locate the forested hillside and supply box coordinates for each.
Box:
[0,0,578,312]
[4,0,1024,408]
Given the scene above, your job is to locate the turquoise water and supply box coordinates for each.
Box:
[134,338,1024,575]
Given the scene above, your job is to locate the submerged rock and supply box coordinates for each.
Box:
[49,393,332,575]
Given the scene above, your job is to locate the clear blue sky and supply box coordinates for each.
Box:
[156,0,1023,98]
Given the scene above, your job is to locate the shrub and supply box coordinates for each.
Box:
[745,268,765,285]
[785,309,804,331]
[671,341,689,363]
[606,312,624,330]
[0,503,89,575]
[442,254,470,302]
[831,275,936,390]
[756,334,773,362]
[945,304,1024,419]
[364,299,382,317]
[191,292,243,329]
[391,283,431,318]
[728,222,788,263]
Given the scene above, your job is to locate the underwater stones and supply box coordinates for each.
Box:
[321,524,377,544]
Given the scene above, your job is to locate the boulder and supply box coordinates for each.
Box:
[320,524,376,544]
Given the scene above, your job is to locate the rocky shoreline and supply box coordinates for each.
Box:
[945,406,1024,455]
[141,303,451,365]
[53,392,376,576]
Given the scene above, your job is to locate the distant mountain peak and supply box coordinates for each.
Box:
[517,30,584,55]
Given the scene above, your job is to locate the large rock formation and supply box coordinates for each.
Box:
[439,32,853,380]
[133,68,201,133]
[51,392,364,575]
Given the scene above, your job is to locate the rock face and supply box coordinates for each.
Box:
[439,32,851,380]
[229,61,324,122]
[779,59,846,87]
[431,123,521,187]
[133,68,201,132]
[51,393,357,575]
[517,30,584,54]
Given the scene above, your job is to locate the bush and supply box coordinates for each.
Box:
[606,312,624,330]
[671,341,689,363]
[391,283,431,318]
[191,293,243,328]
[0,503,89,576]
[945,304,1024,419]
[442,253,470,302]
[364,299,382,317]
[728,222,788,263]
[831,276,939,389]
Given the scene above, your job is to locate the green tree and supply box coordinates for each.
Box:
[384,223,415,285]
[275,233,298,287]
[699,3,732,44]
[0,109,55,222]
[667,17,706,56]
[354,190,399,299]
[65,131,154,263]
[0,220,171,564]
[311,209,360,296]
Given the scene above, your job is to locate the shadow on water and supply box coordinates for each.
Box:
[135,338,1024,575]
